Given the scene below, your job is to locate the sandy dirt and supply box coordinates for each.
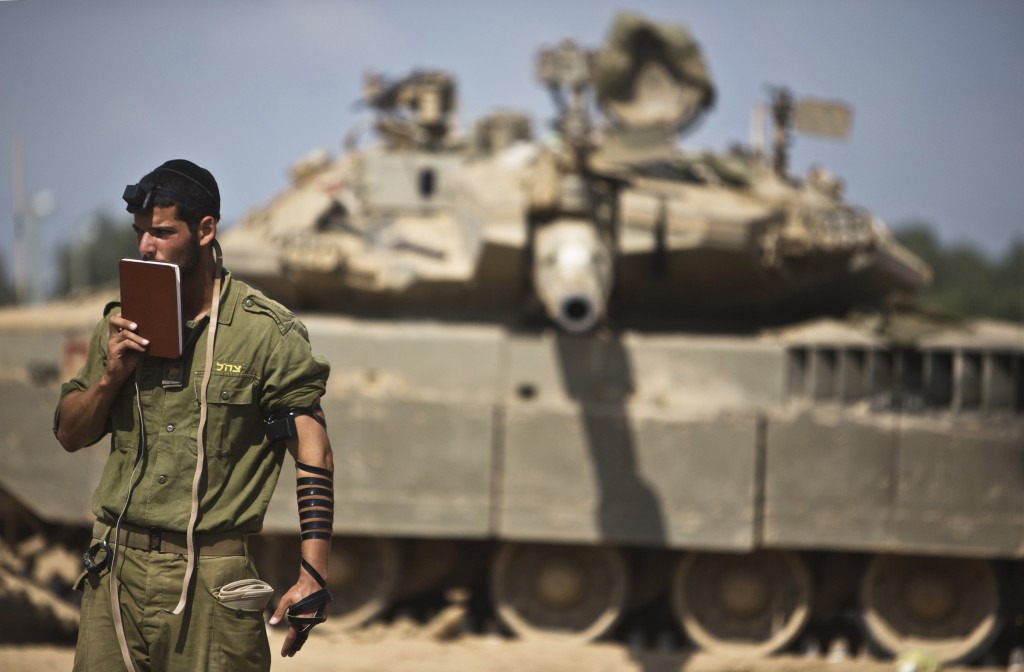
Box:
[0,620,991,672]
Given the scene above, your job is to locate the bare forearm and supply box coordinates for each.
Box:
[297,538,331,586]
[290,412,333,473]
[55,376,122,452]
[57,315,145,452]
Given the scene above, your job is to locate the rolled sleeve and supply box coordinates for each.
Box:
[260,321,330,414]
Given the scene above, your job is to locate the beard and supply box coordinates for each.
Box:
[176,230,203,279]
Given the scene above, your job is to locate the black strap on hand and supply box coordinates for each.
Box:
[285,557,332,654]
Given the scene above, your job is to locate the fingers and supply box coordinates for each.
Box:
[107,319,149,360]
[270,598,299,656]
[109,315,136,334]
[269,584,322,656]
[270,598,302,657]
[103,317,147,385]
[280,627,299,657]
[268,585,302,626]
[109,317,149,348]
[269,583,317,625]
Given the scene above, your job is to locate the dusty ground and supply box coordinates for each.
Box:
[0,620,994,672]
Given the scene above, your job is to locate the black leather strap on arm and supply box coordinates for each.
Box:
[295,460,333,542]
[265,407,327,442]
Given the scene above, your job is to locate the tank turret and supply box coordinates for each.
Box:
[222,11,929,333]
[525,12,930,330]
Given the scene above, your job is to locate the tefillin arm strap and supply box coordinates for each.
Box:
[287,459,333,653]
[295,460,334,542]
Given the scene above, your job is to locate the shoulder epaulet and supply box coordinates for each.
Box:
[103,300,121,317]
[241,292,296,335]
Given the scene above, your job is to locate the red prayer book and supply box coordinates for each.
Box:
[118,259,183,359]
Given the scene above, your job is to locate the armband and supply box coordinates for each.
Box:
[296,460,333,542]
[264,406,327,441]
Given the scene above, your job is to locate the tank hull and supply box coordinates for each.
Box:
[1,302,1022,661]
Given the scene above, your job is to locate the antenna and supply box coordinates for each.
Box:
[12,137,26,304]
[10,138,54,304]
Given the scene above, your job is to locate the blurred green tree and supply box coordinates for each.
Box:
[895,221,1023,323]
[54,212,137,296]
[0,253,15,305]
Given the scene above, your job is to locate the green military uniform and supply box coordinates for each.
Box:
[55,271,330,671]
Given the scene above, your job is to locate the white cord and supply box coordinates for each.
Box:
[110,370,147,672]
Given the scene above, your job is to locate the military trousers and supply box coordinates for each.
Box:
[73,542,271,672]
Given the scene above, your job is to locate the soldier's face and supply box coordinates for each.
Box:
[132,206,201,276]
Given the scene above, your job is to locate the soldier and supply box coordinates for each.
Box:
[53,159,333,671]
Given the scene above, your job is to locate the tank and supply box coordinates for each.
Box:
[1,11,1022,665]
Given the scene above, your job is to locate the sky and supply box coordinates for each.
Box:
[1,0,1023,301]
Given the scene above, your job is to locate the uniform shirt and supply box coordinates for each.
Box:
[54,271,330,535]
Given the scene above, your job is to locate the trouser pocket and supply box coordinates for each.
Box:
[209,580,272,671]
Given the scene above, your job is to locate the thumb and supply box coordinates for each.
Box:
[269,597,290,625]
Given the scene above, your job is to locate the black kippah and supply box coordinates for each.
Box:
[153,159,221,219]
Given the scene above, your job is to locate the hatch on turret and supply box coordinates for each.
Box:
[592,11,715,135]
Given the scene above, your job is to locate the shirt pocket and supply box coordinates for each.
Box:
[193,372,261,458]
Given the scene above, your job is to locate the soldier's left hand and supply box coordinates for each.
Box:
[269,573,325,657]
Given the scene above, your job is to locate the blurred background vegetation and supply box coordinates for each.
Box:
[50,213,138,298]
[893,221,1023,323]
[0,254,14,305]
[0,218,1019,324]
[0,212,137,305]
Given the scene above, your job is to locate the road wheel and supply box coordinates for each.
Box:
[860,554,1001,664]
[327,536,400,628]
[491,542,628,642]
[671,550,812,657]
